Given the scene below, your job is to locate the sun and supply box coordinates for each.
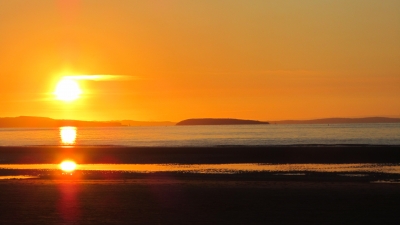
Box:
[59,160,77,172]
[55,78,82,101]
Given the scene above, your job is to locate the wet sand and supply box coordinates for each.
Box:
[0,178,399,225]
[0,145,400,224]
[0,145,399,164]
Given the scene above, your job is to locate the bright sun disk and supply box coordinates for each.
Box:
[55,78,82,101]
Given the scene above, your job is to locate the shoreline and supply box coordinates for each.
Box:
[1,145,400,224]
[1,170,400,183]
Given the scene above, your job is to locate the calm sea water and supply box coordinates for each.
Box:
[0,123,399,146]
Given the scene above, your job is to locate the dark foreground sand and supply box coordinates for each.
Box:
[1,145,400,224]
[0,145,399,164]
[0,178,399,225]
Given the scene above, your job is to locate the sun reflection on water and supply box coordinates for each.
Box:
[60,160,77,172]
[60,127,77,145]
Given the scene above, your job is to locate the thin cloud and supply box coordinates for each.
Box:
[63,75,138,81]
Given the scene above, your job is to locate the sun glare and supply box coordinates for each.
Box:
[60,160,77,172]
[60,127,77,145]
[55,78,82,101]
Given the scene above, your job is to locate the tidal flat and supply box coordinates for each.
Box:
[0,145,400,224]
[1,178,400,225]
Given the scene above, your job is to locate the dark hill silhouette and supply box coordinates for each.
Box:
[0,116,122,128]
[176,118,269,126]
[271,117,400,124]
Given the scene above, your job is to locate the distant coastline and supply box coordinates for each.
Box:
[175,117,400,126]
[176,118,269,126]
[0,116,123,128]
[0,116,399,128]
[270,117,400,124]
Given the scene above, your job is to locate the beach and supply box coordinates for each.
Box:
[1,145,400,224]
[1,178,400,224]
[2,0,400,223]
[1,145,400,164]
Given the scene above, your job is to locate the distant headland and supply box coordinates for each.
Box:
[0,116,123,128]
[0,116,176,128]
[176,118,269,126]
[0,116,399,128]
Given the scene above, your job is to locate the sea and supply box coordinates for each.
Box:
[0,123,399,146]
[1,123,400,177]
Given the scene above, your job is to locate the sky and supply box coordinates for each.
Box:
[0,0,399,122]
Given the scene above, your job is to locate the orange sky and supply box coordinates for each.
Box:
[0,0,399,122]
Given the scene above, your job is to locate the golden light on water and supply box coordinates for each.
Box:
[59,160,77,172]
[55,78,82,102]
[60,127,77,145]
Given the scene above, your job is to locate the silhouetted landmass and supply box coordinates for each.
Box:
[2,116,398,128]
[176,118,269,126]
[119,120,175,126]
[0,116,122,128]
[271,117,400,124]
